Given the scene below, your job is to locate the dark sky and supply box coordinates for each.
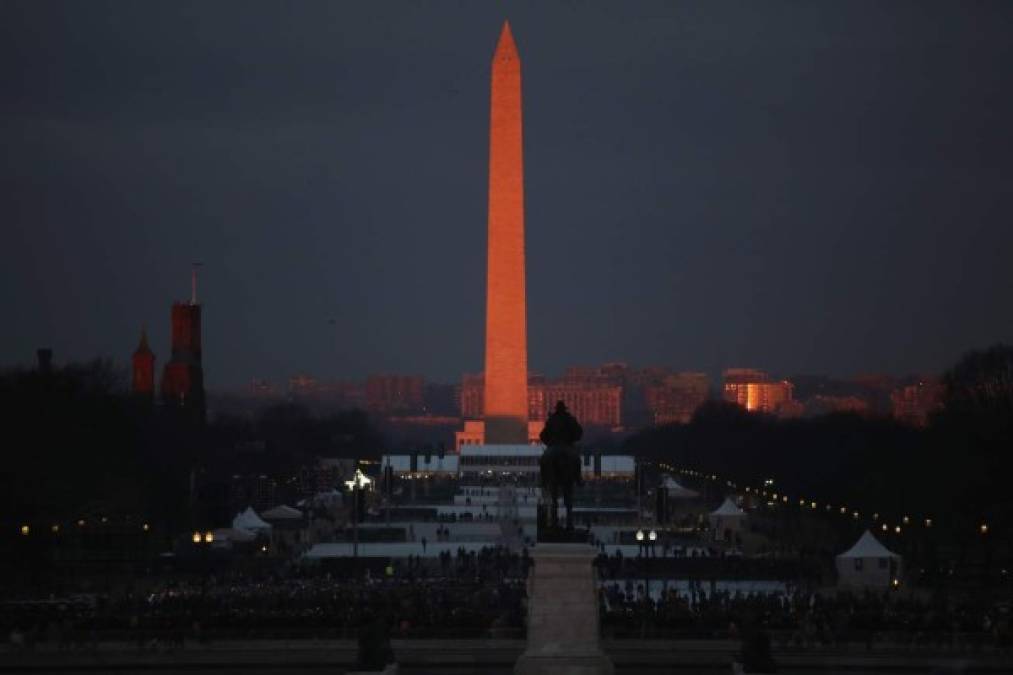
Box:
[3,1,1012,389]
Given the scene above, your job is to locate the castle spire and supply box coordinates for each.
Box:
[132,326,156,399]
[135,327,152,355]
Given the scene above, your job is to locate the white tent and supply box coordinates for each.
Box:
[232,507,272,533]
[661,476,699,499]
[711,497,745,517]
[261,504,304,520]
[709,497,747,541]
[835,530,901,590]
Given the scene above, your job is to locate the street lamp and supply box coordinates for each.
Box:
[345,469,372,560]
[20,525,29,536]
[192,531,202,544]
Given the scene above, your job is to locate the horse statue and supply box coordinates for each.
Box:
[538,401,584,530]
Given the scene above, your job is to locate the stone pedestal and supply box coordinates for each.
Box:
[514,543,614,675]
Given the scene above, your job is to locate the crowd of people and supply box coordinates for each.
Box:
[593,548,812,585]
[599,583,1013,651]
[3,564,528,649]
[7,563,1012,656]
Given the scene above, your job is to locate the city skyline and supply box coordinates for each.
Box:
[3,3,1013,388]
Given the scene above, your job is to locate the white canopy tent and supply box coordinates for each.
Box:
[709,497,747,541]
[661,476,699,499]
[232,507,272,533]
[836,530,901,590]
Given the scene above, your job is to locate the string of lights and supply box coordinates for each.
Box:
[14,516,153,537]
[654,462,991,538]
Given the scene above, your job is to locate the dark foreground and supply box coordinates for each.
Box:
[1,639,1011,674]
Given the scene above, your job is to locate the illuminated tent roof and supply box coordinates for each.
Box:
[232,507,272,532]
[837,530,900,559]
[711,497,746,517]
[261,504,303,520]
[662,476,699,499]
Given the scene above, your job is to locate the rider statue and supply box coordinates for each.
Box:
[538,400,584,531]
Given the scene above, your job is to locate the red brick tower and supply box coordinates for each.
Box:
[483,21,529,444]
[161,273,206,420]
[131,328,156,400]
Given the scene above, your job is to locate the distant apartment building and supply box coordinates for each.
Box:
[459,369,624,428]
[723,368,799,416]
[365,375,424,414]
[287,375,366,410]
[460,372,551,423]
[891,378,944,427]
[538,382,623,427]
[644,372,710,424]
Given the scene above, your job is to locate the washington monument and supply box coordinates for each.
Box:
[483,21,529,445]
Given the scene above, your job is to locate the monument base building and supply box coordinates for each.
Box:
[456,419,544,450]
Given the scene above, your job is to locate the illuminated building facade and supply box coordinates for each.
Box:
[722,368,796,416]
[536,383,622,428]
[460,371,623,429]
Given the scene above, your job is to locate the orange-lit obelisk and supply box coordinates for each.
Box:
[483,21,528,444]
